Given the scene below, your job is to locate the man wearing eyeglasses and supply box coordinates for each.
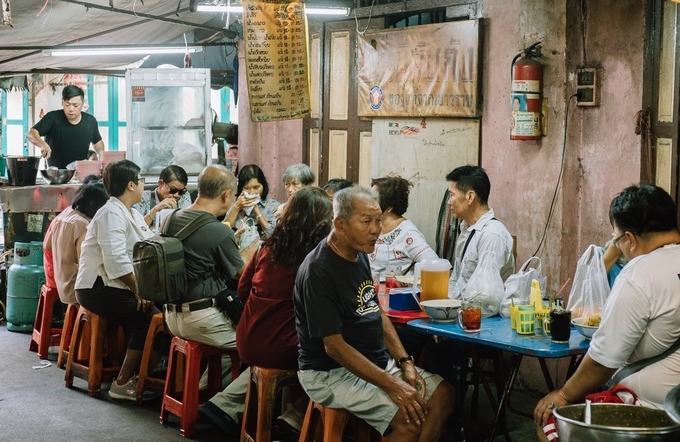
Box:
[27,85,105,168]
[134,165,192,229]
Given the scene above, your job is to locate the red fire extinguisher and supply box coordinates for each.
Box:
[510,42,543,140]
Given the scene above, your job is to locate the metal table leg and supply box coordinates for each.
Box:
[487,353,522,442]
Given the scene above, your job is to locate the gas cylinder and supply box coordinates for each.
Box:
[6,242,46,332]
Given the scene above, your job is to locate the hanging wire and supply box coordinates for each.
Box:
[355,0,376,36]
[580,0,588,66]
[532,94,577,258]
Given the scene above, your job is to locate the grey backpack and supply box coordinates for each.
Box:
[133,210,216,304]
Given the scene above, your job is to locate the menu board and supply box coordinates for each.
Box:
[243,0,311,122]
[358,20,481,118]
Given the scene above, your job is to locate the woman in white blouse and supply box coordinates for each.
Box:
[369,175,439,276]
[75,159,158,401]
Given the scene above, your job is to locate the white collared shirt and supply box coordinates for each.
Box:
[75,197,153,291]
[448,208,515,298]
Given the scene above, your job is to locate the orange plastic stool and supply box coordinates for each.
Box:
[57,303,80,369]
[298,401,375,442]
[159,337,241,437]
[64,306,123,397]
[135,312,167,403]
[29,285,63,359]
[241,366,301,442]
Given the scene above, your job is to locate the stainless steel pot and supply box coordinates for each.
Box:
[6,156,40,186]
[554,403,680,441]
[664,384,680,424]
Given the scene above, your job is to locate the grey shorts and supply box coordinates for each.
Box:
[298,358,444,435]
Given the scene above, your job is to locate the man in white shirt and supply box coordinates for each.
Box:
[446,165,515,298]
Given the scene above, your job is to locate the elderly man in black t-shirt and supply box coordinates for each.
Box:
[294,186,455,441]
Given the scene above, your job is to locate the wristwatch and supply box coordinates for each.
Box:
[397,355,415,367]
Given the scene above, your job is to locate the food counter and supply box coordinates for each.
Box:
[0,183,79,251]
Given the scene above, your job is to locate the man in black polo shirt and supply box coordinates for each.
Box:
[294,186,455,440]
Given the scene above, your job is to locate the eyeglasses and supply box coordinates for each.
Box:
[168,187,187,196]
[136,177,145,184]
[612,232,626,246]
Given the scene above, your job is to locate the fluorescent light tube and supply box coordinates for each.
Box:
[196,4,349,16]
[44,47,199,57]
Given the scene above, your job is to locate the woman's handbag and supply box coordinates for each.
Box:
[216,243,264,324]
[216,290,244,325]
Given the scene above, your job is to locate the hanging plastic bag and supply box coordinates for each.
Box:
[239,218,260,250]
[464,250,505,317]
[566,244,610,319]
[502,256,546,306]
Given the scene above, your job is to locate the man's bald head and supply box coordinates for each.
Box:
[197,165,237,199]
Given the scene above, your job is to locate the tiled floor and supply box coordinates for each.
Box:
[0,322,541,441]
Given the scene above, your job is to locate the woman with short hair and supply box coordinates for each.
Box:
[45,181,109,305]
[75,159,159,401]
[369,175,438,275]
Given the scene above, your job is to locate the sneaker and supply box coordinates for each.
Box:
[198,401,240,438]
[276,402,304,433]
[108,376,138,401]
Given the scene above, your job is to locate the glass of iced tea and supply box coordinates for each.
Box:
[457,300,482,333]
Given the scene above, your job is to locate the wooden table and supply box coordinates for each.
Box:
[408,316,590,441]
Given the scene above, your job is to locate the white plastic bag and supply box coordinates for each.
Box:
[566,244,611,319]
[464,250,505,317]
[502,256,546,305]
[239,218,260,250]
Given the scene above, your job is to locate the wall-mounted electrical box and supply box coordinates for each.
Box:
[576,68,600,107]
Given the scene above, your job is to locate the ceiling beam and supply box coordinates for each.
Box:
[60,0,237,39]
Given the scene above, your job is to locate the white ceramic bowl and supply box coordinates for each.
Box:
[420,299,462,323]
[572,317,598,339]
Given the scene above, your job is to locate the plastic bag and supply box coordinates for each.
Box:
[566,244,610,319]
[239,218,260,250]
[502,256,546,305]
[464,250,505,317]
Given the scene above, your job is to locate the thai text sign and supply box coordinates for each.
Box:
[243,0,311,122]
[358,20,480,117]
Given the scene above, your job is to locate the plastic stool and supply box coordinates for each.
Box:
[29,285,62,359]
[241,366,301,442]
[57,303,80,369]
[135,312,167,403]
[159,337,241,437]
[64,306,123,397]
[298,401,374,442]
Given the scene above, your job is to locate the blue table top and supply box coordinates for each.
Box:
[408,316,590,358]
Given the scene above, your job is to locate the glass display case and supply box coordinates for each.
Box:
[125,68,212,176]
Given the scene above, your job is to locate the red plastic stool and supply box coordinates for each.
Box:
[159,337,241,437]
[57,303,80,369]
[298,401,376,442]
[64,306,123,397]
[29,285,63,360]
[241,366,302,442]
[135,312,167,403]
